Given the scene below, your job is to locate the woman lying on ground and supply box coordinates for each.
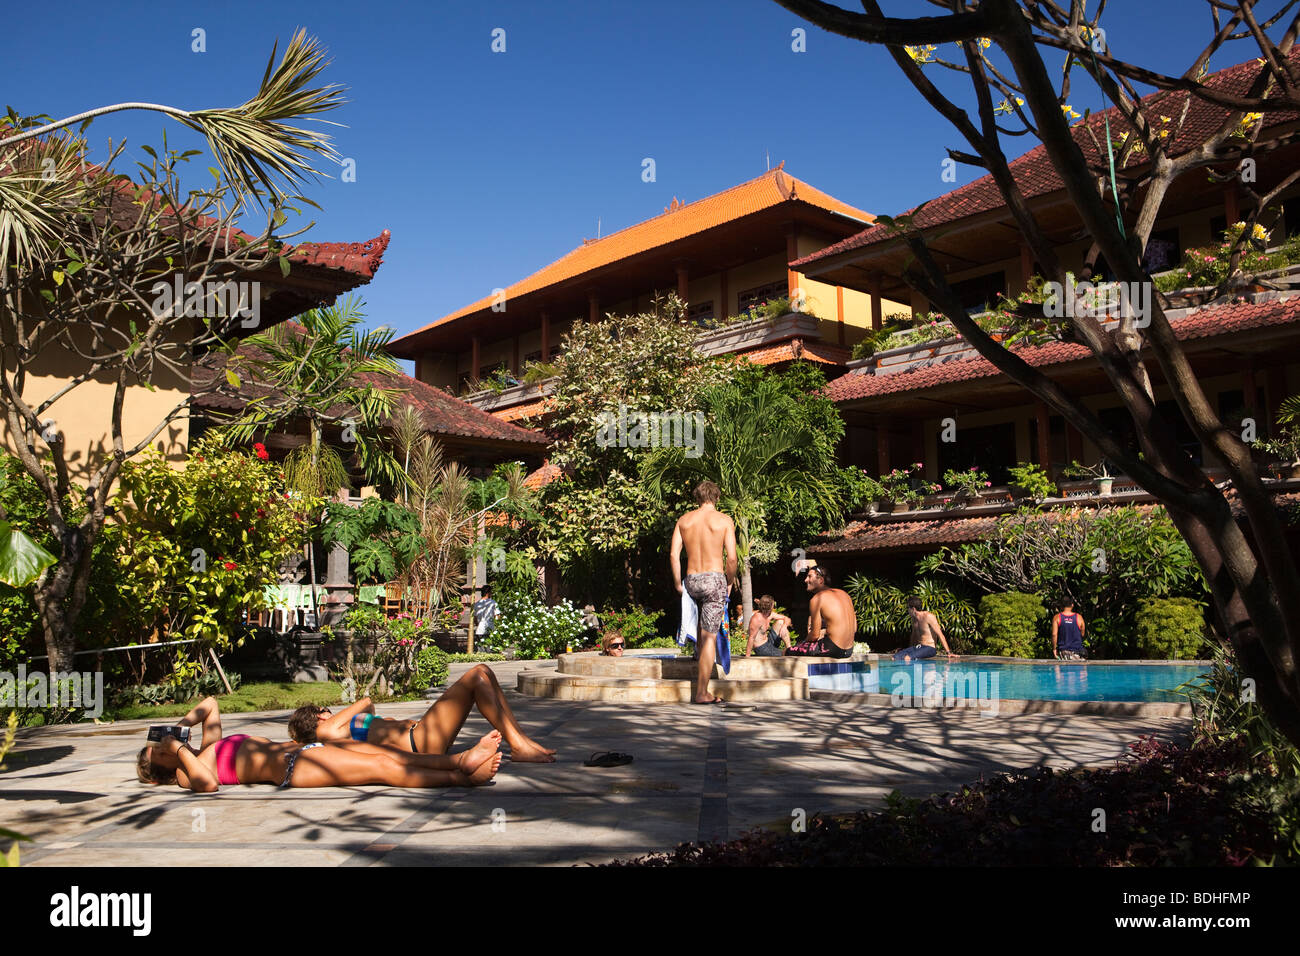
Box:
[136,696,502,793]
[745,595,793,658]
[287,663,556,763]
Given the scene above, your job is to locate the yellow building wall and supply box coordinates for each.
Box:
[2,319,189,489]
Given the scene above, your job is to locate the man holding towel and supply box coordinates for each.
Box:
[670,480,738,704]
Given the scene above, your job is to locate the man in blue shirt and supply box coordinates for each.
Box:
[1052,601,1087,660]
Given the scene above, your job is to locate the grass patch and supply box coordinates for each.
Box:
[106,682,344,720]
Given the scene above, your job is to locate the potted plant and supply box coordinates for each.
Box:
[943,466,993,506]
[1006,462,1055,503]
[1062,459,1115,495]
[877,464,923,513]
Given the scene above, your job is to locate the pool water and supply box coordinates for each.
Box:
[807,660,1208,704]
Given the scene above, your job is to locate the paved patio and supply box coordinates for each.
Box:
[2,662,1189,866]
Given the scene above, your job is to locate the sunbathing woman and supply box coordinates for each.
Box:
[136,696,502,793]
[287,663,556,763]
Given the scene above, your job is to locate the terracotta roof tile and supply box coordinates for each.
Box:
[396,167,873,343]
[523,461,563,490]
[826,295,1300,404]
[192,324,547,447]
[738,339,851,366]
[795,52,1300,269]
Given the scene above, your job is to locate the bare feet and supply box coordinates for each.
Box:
[452,752,502,786]
[455,731,502,774]
[508,739,557,763]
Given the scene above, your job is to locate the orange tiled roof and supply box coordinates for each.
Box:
[495,398,554,422]
[398,166,872,341]
[523,461,563,490]
[739,339,851,367]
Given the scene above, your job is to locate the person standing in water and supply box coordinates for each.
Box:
[670,480,738,704]
[1052,601,1087,660]
[894,596,956,661]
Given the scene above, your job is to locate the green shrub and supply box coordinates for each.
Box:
[415,646,449,689]
[1007,462,1055,500]
[445,652,506,663]
[1136,597,1206,660]
[979,592,1047,657]
[1184,644,1300,777]
[601,605,664,647]
[494,593,586,660]
[636,636,678,649]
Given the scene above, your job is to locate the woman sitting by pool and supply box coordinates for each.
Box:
[137,696,502,792]
[286,663,556,763]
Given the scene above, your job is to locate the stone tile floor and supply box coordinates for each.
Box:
[1,663,1187,866]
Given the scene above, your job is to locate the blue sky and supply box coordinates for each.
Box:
[7,1,1278,354]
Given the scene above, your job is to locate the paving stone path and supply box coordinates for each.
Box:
[1,662,1187,866]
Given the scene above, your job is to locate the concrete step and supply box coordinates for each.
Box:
[516,668,807,703]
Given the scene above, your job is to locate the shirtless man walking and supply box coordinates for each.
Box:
[786,565,858,659]
[894,596,956,661]
[670,480,738,704]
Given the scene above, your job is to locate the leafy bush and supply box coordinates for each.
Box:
[921,506,1206,657]
[978,592,1046,657]
[415,645,449,689]
[1135,597,1206,659]
[113,437,313,649]
[110,669,242,710]
[494,592,586,660]
[1184,644,1300,777]
[1006,462,1055,500]
[637,636,679,649]
[601,605,664,647]
[320,498,421,584]
[445,652,506,663]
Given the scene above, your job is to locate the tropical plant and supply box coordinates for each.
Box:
[320,497,422,587]
[221,296,402,625]
[0,32,342,671]
[1258,393,1300,466]
[601,605,665,647]
[844,573,979,652]
[1184,644,1300,778]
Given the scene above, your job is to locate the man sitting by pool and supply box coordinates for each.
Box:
[895,596,956,661]
[785,565,857,659]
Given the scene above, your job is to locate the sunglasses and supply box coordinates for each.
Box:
[609,642,625,650]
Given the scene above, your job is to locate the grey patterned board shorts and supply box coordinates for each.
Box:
[684,572,729,635]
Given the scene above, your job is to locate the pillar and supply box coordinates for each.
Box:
[540,311,550,360]
[869,276,883,331]
[588,290,600,323]
[675,260,690,306]
[786,227,800,302]
[836,285,846,346]
[1035,400,1052,470]
[876,428,891,475]
[470,336,481,380]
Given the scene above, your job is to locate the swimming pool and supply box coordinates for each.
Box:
[807,659,1209,704]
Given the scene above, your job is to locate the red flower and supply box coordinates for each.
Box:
[233,512,240,520]
[254,443,269,460]
[223,561,237,571]
[256,509,265,517]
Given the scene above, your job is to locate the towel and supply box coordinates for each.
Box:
[676,588,731,675]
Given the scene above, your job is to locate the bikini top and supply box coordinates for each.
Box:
[214,734,249,786]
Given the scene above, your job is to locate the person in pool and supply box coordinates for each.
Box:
[286,663,556,763]
[745,595,792,657]
[894,596,956,661]
[137,696,502,792]
[1051,601,1087,660]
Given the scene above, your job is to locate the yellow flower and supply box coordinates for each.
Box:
[1062,104,1081,121]
[994,96,1025,115]
[1252,223,1270,242]
[905,43,937,64]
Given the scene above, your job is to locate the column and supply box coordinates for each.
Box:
[1035,400,1052,471]
[836,285,846,346]
[876,428,891,475]
[471,336,481,380]
[1020,242,1037,291]
[675,260,690,307]
[786,227,800,301]
[869,276,883,331]
[1224,182,1240,225]
[719,269,729,322]
[512,336,520,376]
[540,311,550,360]
[588,290,600,323]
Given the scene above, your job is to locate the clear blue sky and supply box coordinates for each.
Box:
[7,0,1277,356]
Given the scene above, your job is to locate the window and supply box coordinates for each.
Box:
[688,300,715,325]
[737,281,788,314]
[949,272,1006,313]
[935,421,1017,485]
[1142,228,1181,272]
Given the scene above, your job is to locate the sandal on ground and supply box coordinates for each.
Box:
[584,751,634,767]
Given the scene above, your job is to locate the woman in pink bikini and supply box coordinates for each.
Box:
[135,696,502,792]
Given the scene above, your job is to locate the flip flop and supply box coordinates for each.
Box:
[584,751,634,767]
[692,696,725,705]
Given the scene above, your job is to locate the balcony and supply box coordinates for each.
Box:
[458,311,823,411]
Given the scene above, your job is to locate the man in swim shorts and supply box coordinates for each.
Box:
[894,596,956,661]
[670,480,738,704]
[1051,600,1087,660]
[786,565,857,659]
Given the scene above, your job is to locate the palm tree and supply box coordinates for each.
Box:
[223,296,401,625]
[642,376,846,623]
